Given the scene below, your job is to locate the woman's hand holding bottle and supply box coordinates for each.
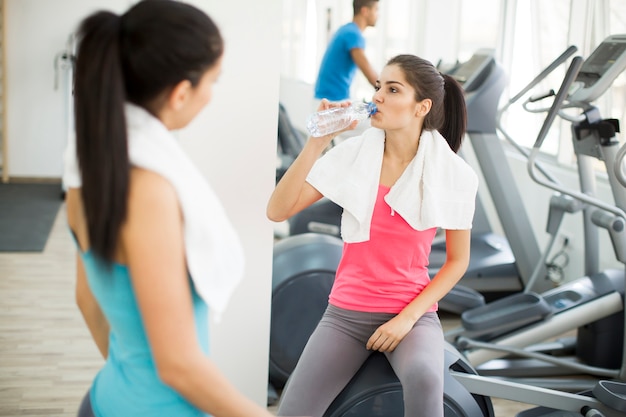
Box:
[306,99,375,143]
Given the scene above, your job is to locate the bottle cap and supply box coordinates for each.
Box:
[366,102,378,116]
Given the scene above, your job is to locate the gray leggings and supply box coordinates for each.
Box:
[77,391,95,417]
[277,304,444,417]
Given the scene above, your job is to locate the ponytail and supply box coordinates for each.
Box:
[438,74,467,153]
[73,1,224,263]
[74,11,129,262]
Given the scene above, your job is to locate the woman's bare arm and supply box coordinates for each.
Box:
[123,169,275,417]
[267,100,355,222]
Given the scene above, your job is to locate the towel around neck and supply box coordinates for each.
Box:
[63,103,244,319]
[306,127,479,242]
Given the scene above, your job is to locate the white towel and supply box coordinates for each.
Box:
[306,127,478,242]
[63,103,244,319]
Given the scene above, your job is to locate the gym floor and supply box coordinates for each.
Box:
[0,204,534,416]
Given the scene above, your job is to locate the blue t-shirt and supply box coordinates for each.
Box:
[314,22,365,101]
[79,249,210,417]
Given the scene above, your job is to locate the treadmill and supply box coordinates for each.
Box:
[435,49,551,314]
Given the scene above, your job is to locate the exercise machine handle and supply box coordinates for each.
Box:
[509,45,578,104]
[496,46,577,185]
[533,56,583,150]
[527,56,626,220]
[528,89,555,103]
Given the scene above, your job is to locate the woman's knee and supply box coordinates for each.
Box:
[401,361,442,387]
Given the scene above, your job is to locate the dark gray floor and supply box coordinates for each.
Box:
[0,182,63,252]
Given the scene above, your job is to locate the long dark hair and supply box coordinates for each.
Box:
[386,54,467,153]
[73,0,224,262]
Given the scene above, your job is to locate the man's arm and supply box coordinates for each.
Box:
[351,48,378,88]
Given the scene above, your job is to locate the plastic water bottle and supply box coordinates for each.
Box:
[306,102,377,137]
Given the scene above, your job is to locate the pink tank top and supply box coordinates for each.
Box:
[329,184,438,313]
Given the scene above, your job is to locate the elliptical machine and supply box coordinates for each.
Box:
[445,36,626,393]
[451,34,626,417]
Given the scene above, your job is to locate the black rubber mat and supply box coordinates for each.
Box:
[0,183,63,252]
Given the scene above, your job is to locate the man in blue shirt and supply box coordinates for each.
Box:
[314,0,380,102]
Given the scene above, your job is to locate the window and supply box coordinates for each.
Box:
[496,0,572,156]
[352,0,414,102]
[497,0,626,159]
[458,0,501,62]
[281,0,309,81]
[608,0,626,136]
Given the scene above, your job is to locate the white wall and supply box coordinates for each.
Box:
[5,0,133,178]
[183,0,280,405]
[5,0,279,407]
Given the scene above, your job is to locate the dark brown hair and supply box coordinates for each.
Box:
[353,0,379,16]
[386,54,467,153]
[73,0,223,261]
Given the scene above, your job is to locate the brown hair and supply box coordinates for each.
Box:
[386,54,467,153]
[353,0,379,16]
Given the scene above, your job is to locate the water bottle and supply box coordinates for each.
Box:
[306,102,377,137]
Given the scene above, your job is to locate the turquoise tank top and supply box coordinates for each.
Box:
[78,248,210,417]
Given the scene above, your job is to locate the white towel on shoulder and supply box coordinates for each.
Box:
[306,127,478,242]
[63,103,244,319]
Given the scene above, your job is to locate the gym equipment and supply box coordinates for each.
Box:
[269,233,343,389]
[434,48,553,307]
[445,35,626,417]
[277,102,306,183]
[288,197,342,237]
[446,36,626,391]
[433,49,525,313]
[433,49,558,312]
